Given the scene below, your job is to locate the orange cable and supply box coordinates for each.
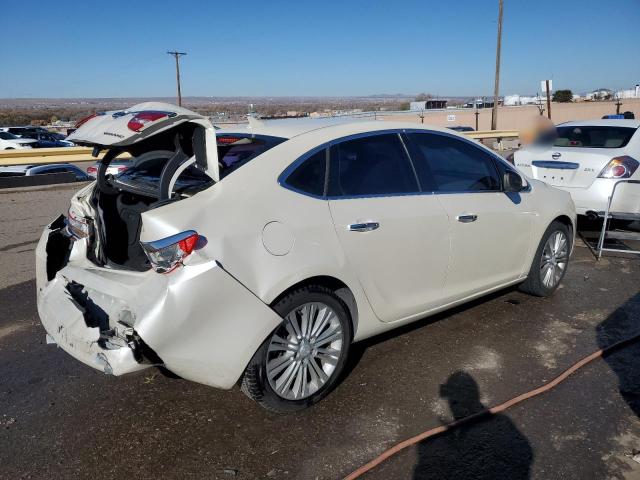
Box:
[344,331,640,480]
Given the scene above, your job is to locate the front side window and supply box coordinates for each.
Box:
[408,133,500,192]
[284,149,326,197]
[328,133,419,197]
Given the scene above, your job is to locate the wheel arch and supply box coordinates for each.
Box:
[269,275,359,337]
[551,214,575,249]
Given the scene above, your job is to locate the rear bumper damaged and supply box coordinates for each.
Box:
[36,217,283,389]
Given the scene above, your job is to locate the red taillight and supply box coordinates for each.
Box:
[127,111,172,132]
[178,234,199,255]
[217,137,242,145]
[86,166,97,174]
[75,113,99,129]
[141,231,201,273]
[598,156,639,179]
[116,165,128,172]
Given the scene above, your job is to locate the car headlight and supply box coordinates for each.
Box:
[66,206,90,239]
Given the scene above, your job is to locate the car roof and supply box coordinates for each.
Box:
[216,116,379,139]
[557,119,640,128]
[0,165,33,172]
[216,117,459,140]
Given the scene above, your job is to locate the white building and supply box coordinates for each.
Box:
[503,94,544,106]
[615,85,640,99]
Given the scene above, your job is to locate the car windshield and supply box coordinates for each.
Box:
[0,132,18,140]
[548,126,637,149]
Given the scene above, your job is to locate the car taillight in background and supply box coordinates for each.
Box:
[127,111,176,132]
[598,156,639,179]
[115,165,128,173]
[141,230,203,274]
[86,166,98,176]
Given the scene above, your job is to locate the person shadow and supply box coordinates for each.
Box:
[596,292,640,418]
[413,371,533,480]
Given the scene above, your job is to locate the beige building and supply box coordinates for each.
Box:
[380,98,640,131]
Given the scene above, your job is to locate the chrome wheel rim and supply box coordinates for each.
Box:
[266,302,344,400]
[540,231,568,289]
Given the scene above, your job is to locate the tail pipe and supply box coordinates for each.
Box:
[585,211,599,221]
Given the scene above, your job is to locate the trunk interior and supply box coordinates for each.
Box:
[93,189,156,271]
[87,123,213,271]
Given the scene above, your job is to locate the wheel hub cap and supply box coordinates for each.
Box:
[266,301,344,400]
[540,230,568,289]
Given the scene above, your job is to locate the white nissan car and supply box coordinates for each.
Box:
[514,120,640,219]
[36,103,575,412]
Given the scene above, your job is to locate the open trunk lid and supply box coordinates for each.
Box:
[67,102,219,182]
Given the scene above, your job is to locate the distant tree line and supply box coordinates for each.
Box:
[0,99,411,126]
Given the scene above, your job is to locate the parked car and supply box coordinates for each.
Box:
[86,159,131,178]
[0,131,37,150]
[0,126,50,138]
[448,126,475,132]
[0,163,91,181]
[29,132,74,148]
[36,103,575,413]
[514,120,640,218]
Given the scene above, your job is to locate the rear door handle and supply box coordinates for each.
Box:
[456,214,478,223]
[348,222,380,232]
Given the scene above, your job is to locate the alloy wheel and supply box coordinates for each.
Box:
[266,302,344,400]
[540,230,568,289]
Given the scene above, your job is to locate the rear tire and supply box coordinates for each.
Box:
[241,285,352,413]
[519,221,571,297]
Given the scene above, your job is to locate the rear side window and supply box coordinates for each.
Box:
[408,133,500,192]
[285,149,326,196]
[551,126,636,148]
[328,133,419,197]
[218,135,286,179]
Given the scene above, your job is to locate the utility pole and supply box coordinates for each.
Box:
[545,79,552,120]
[167,51,187,106]
[474,102,479,130]
[490,0,503,130]
[615,95,623,114]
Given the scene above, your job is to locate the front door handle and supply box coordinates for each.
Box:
[456,214,478,223]
[348,222,380,232]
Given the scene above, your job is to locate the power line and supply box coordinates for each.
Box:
[167,51,187,106]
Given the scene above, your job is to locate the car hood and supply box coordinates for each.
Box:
[67,102,219,181]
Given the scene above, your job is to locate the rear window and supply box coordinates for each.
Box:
[551,126,637,149]
[218,135,286,179]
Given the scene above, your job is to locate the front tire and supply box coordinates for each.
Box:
[241,285,352,413]
[519,221,571,297]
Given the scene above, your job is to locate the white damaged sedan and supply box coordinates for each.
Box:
[37,103,576,412]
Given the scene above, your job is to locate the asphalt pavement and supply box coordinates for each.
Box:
[1,183,639,479]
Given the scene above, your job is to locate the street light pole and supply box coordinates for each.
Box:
[167,51,187,106]
[490,0,503,130]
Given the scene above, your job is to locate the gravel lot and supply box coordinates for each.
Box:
[1,183,639,479]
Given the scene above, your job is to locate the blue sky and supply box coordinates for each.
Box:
[1,0,638,98]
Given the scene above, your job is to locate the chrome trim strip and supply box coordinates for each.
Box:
[532,161,580,170]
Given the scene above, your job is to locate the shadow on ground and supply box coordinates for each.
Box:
[597,292,640,418]
[412,371,533,479]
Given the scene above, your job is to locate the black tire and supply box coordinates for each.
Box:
[519,220,571,297]
[241,285,352,413]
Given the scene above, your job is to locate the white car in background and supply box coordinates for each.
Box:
[36,103,575,413]
[514,120,640,218]
[0,131,37,149]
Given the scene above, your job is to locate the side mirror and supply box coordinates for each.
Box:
[504,170,525,192]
